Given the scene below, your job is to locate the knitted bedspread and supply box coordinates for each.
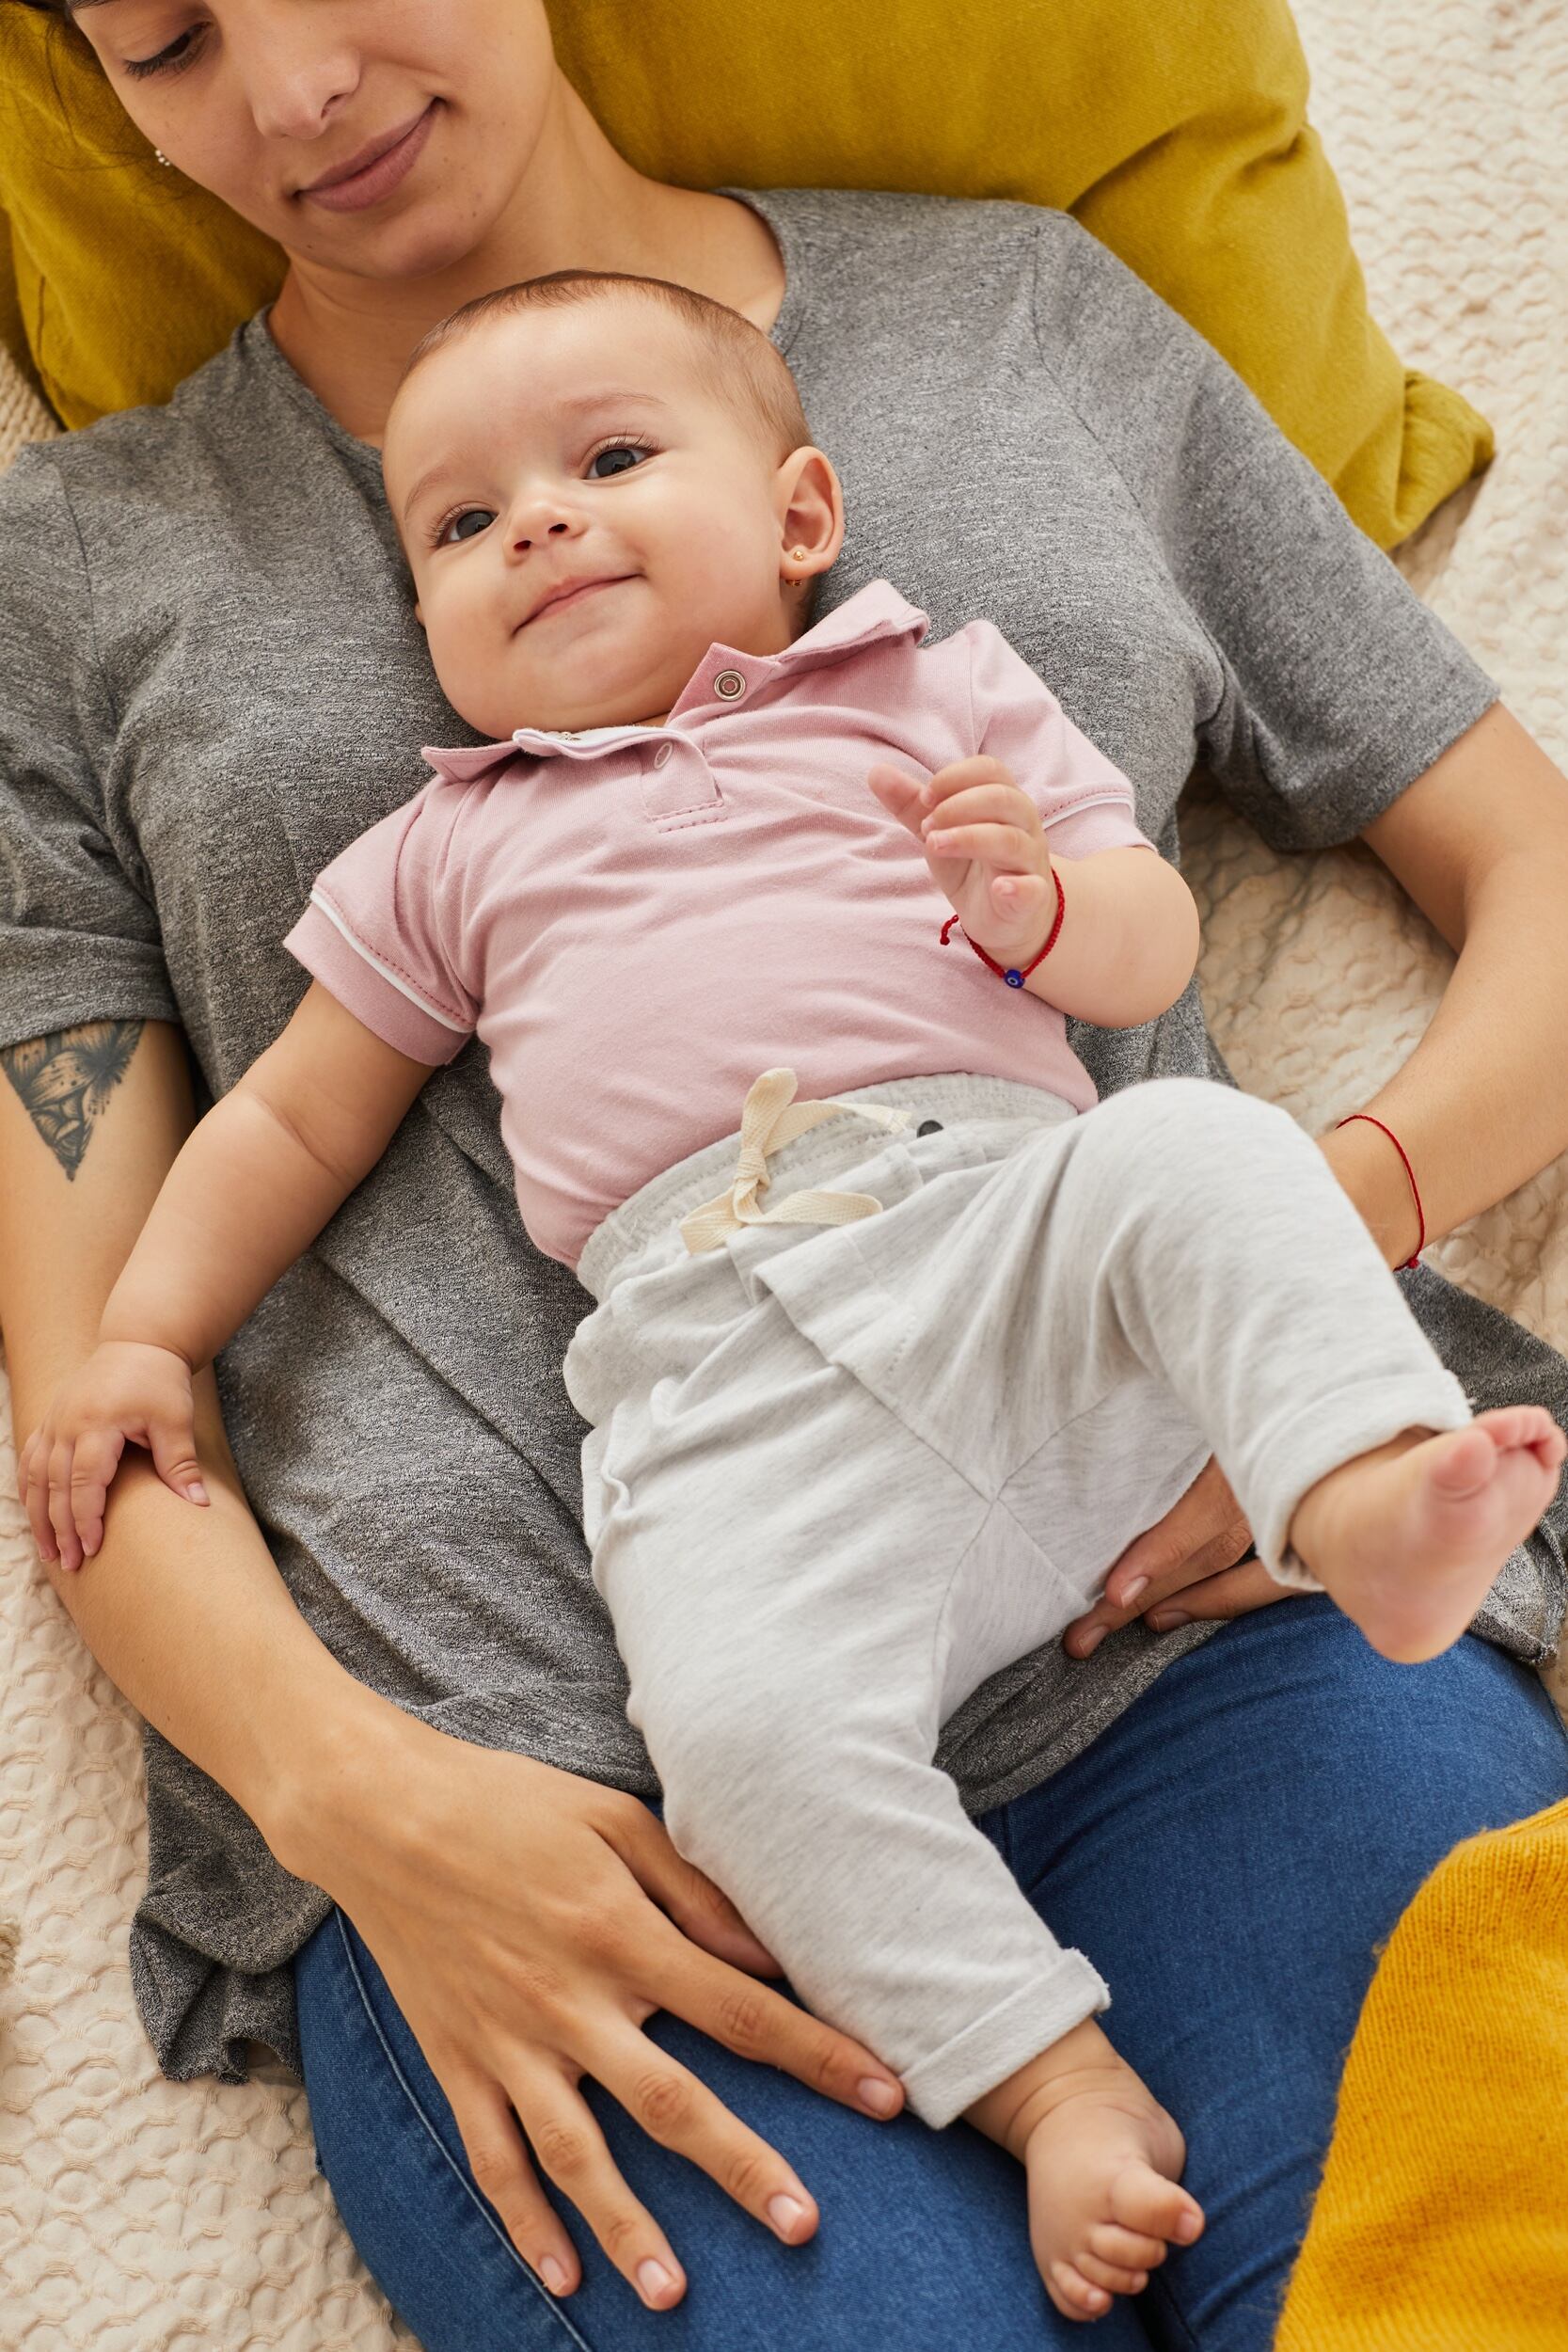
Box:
[3,4,1565,2343]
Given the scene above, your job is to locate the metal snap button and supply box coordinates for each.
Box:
[653,742,673,769]
[712,668,747,701]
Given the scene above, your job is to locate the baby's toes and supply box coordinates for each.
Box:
[1047,2261,1112,2322]
[1074,2249,1148,2297]
[1089,2220,1169,2273]
[1110,2159,1204,2249]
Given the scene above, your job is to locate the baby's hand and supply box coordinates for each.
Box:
[867,755,1056,974]
[968,2017,1204,2324]
[20,1341,206,1573]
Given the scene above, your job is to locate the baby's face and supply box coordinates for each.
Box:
[385,299,835,738]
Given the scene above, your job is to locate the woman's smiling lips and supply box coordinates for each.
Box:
[298,103,438,215]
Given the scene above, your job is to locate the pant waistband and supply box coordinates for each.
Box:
[576,1072,1076,1301]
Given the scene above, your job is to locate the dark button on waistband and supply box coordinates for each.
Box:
[915,1119,943,1136]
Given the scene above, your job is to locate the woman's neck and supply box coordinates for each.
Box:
[267,74,785,446]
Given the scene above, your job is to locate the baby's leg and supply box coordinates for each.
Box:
[594,1306,1107,2122]
[996,1078,1559,1662]
[590,1303,1202,2318]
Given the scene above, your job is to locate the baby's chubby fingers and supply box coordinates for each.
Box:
[147,1417,209,1510]
[66,1426,129,1563]
[864,760,933,840]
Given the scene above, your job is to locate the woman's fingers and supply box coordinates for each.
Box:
[658,1936,904,2122]
[1062,1456,1253,1658]
[445,2072,583,2298]
[605,1799,781,1974]
[591,2025,820,2247]
[511,2070,688,2310]
[1143,1555,1292,1631]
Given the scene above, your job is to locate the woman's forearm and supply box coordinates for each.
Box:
[0,1017,397,1873]
[1331,704,1568,1261]
[17,1363,399,1871]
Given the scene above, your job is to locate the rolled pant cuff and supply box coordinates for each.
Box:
[899,1948,1111,2129]
[1240,1369,1473,1587]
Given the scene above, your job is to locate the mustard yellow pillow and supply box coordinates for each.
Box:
[0,0,1490,548]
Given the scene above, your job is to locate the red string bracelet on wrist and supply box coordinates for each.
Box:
[940,865,1066,987]
[1334,1113,1426,1270]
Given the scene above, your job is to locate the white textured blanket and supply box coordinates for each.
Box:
[3,4,1565,2342]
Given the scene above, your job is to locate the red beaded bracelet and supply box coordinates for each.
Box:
[940,865,1066,988]
[1334,1113,1426,1270]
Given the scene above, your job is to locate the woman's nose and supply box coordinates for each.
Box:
[237,14,362,145]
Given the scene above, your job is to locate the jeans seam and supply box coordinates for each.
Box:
[331,1911,598,2352]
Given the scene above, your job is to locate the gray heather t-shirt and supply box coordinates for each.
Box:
[3,188,1564,2084]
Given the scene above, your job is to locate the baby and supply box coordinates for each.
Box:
[26,272,1564,2323]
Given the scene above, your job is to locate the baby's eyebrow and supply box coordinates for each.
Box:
[396,391,675,524]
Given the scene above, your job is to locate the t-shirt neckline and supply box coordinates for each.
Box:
[243,183,808,476]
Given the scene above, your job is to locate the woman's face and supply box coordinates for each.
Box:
[70,0,559,279]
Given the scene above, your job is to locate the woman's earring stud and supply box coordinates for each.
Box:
[154,150,172,168]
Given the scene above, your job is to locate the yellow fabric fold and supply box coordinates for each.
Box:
[1277,1795,1568,2350]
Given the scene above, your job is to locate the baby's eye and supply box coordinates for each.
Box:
[436,508,496,547]
[588,442,650,480]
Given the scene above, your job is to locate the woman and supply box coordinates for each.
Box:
[3,2,1567,2344]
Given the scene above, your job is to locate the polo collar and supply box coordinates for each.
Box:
[421,578,929,784]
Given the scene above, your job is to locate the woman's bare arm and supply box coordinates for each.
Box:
[0,1017,901,2306]
[1320,701,1568,1260]
[0,1018,399,1833]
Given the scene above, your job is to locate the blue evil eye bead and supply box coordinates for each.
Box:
[1005,969,1024,987]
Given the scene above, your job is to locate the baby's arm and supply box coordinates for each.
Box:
[24,984,431,1561]
[869,754,1199,1028]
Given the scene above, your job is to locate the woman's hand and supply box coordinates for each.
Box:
[282,1720,905,2312]
[1062,1456,1291,1658]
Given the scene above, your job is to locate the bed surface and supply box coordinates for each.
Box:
[4,3,1566,2341]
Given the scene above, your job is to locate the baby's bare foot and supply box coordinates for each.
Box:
[968,2020,1203,2325]
[1290,1406,1566,1664]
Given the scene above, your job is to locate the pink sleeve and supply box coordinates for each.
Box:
[963,620,1156,859]
[283,780,477,1066]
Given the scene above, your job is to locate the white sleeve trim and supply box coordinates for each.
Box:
[308,890,470,1034]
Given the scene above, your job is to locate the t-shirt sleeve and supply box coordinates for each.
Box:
[963,618,1156,859]
[283,780,478,1065]
[0,452,179,1050]
[1031,213,1499,853]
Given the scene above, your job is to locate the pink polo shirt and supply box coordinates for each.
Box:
[285,580,1154,1269]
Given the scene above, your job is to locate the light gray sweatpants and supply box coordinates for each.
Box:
[563,1073,1472,2126]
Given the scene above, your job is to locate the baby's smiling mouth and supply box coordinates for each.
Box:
[517,574,637,631]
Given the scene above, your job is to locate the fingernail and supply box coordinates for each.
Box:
[768,2192,808,2236]
[1119,1575,1148,1605]
[1177,2210,1202,2243]
[1075,1626,1105,1657]
[859,2075,900,2116]
[637,2259,676,2304]
[1151,1611,1189,1631]
[540,2256,568,2294]
[187,1481,209,1505]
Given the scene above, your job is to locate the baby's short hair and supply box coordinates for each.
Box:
[400,270,813,461]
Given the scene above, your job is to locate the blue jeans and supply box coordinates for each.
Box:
[294,1602,1568,2350]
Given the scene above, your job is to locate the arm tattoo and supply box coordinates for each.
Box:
[1,1021,146,1181]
